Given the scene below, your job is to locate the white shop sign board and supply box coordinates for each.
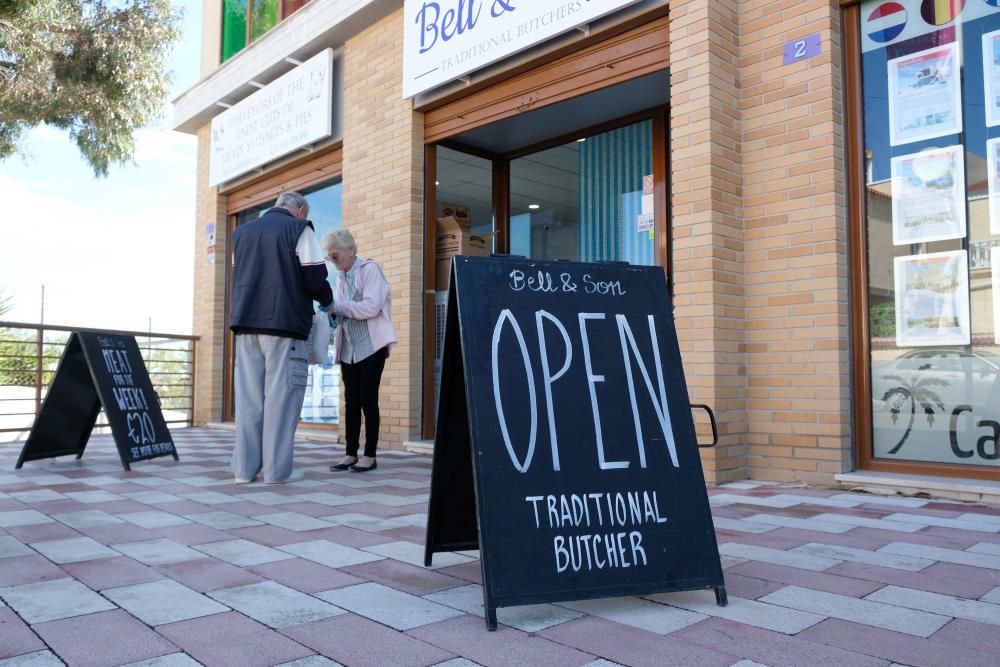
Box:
[402,0,642,99]
[209,49,334,186]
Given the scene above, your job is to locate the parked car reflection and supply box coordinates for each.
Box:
[875,348,1000,405]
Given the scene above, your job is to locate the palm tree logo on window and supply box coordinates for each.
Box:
[879,373,948,455]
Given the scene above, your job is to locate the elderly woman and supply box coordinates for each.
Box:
[322,229,397,472]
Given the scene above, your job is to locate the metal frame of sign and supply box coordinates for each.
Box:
[425,256,727,629]
[16,334,100,468]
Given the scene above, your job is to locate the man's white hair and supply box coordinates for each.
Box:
[275,191,308,212]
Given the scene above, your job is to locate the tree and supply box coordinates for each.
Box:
[0,0,181,176]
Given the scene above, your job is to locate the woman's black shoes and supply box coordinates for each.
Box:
[330,456,357,471]
[330,455,376,472]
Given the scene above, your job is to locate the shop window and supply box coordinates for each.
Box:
[282,0,308,15]
[435,147,495,246]
[432,147,494,407]
[221,0,311,63]
[250,0,279,41]
[860,2,1000,468]
[231,179,343,425]
[508,119,655,264]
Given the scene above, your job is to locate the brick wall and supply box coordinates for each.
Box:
[670,0,850,483]
[739,1,850,484]
[191,124,228,425]
[669,0,747,483]
[341,8,425,447]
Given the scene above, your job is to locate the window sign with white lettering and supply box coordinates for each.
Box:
[209,49,335,186]
[402,0,643,98]
[424,256,726,630]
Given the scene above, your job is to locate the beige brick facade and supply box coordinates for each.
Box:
[669,0,748,483]
[189,0,226,426]
[739,1,850,484]
[341,8,425,447]
[670,0,850,484]
[191,125,228,426]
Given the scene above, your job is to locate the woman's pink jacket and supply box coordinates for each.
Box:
[330,259,398,362]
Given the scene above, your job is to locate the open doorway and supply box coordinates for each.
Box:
[421,73,670,437]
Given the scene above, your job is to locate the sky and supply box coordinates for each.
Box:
[0,1,202,335]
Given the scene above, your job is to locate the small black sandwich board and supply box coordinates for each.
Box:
[425,256,726,629]
[16,332,178,471]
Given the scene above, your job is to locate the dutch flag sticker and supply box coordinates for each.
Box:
[867,2,908,44]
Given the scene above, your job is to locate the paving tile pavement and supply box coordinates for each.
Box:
[0,428,998,666]
[31,610,181,667]
[103,578,230,626]
[317,582,464,631]
[282,613,454,667]
[209,580,345,629]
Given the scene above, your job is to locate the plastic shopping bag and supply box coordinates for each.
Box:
[307,311,331,364]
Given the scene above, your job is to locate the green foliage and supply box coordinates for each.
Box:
[0,329,39,386]
[142,342,193,412]
[869,300,896,338]
[0,0,182,176]
[0,290,65,387]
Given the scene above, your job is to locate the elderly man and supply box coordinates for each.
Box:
[229,191,333,484]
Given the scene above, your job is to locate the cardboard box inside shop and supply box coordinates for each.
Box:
[437,202,471,224]
[436,215,490,291]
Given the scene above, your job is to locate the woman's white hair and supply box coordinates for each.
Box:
[321,228,357,253]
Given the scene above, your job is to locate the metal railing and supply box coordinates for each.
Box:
[0,321,198,438]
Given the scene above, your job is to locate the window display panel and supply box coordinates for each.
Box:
[887,43,962,146]
[890,145,966,245]
[862,1,1000,467]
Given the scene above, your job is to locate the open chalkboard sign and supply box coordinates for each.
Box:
[16,332,178,471]
[425,256,726,629]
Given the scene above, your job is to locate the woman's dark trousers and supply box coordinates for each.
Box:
[341,348,387,458]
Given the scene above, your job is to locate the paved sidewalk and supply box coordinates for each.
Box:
[0,428,997,667]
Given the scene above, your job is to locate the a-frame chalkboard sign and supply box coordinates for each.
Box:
[16,332,178,471]
[425,256,726,629]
